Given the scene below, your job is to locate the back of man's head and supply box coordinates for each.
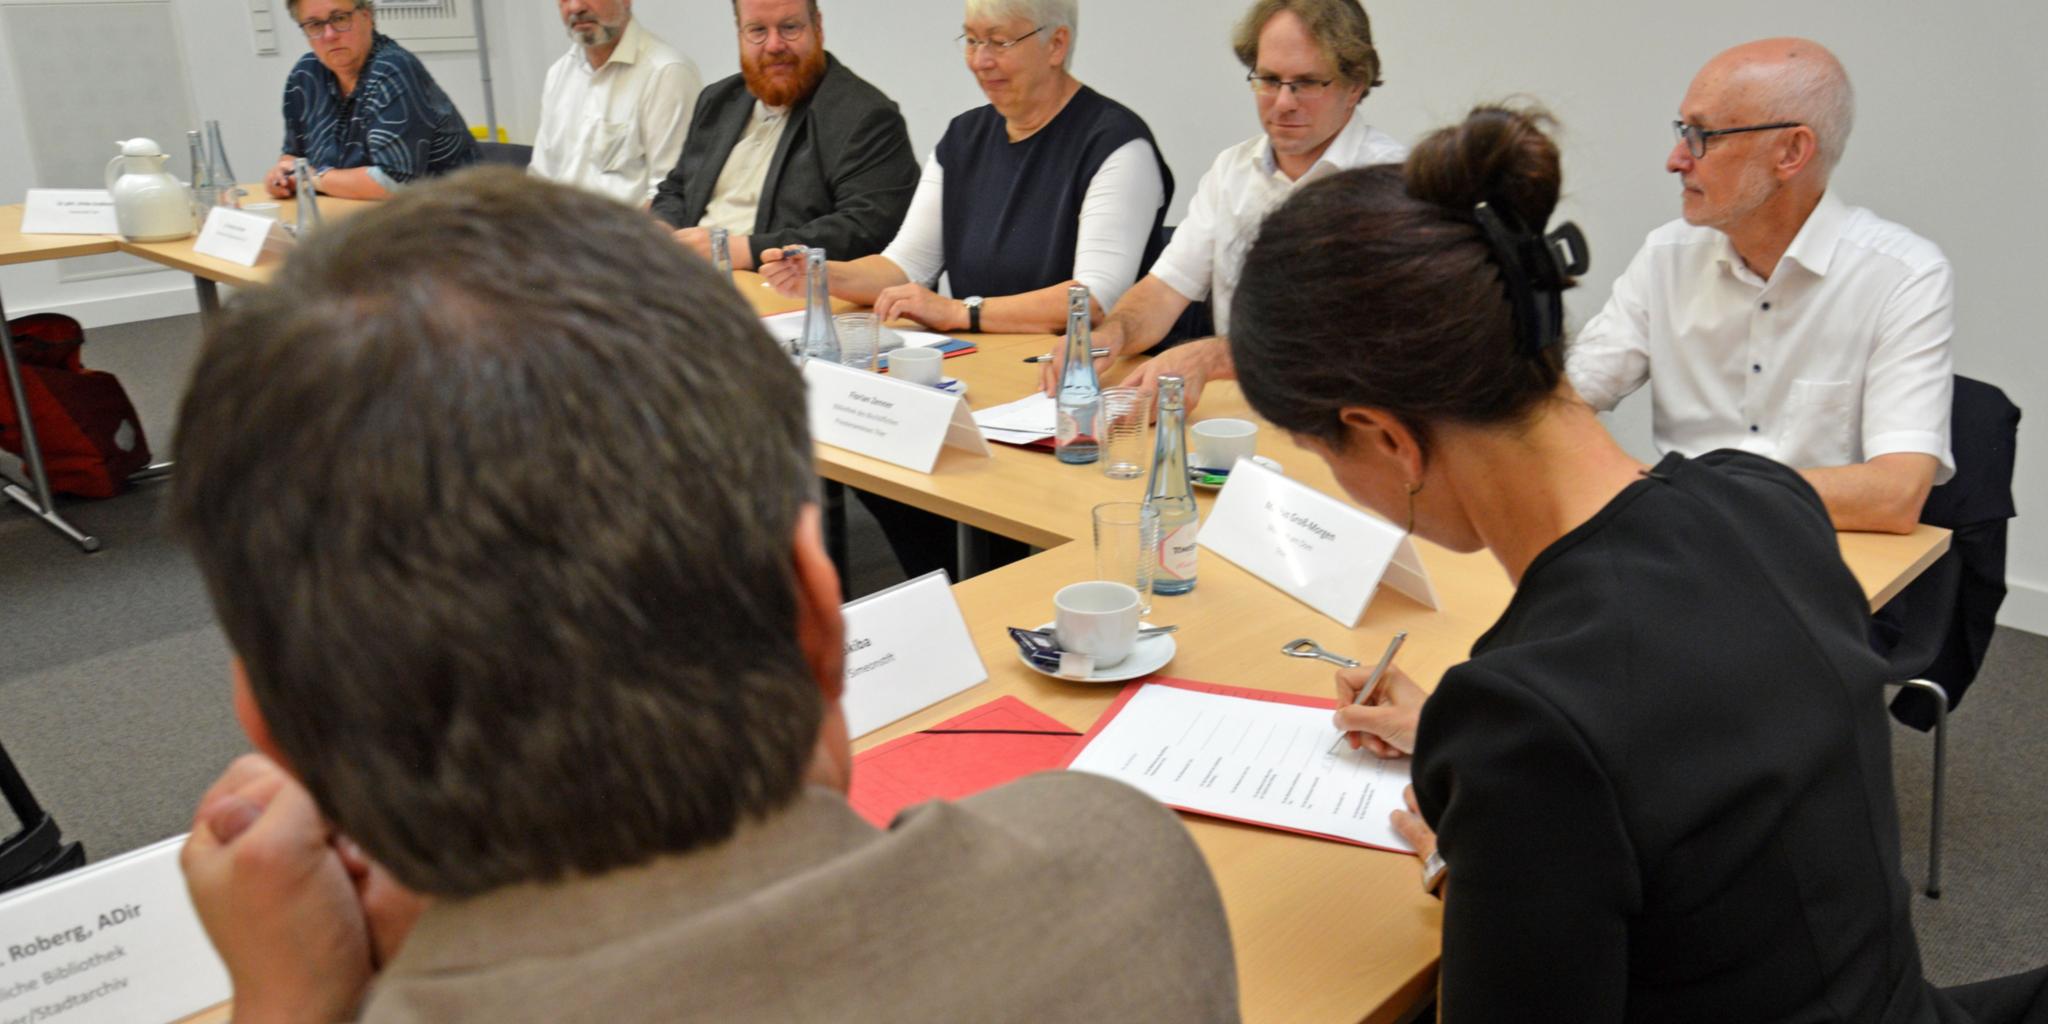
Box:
[171,168,819,898]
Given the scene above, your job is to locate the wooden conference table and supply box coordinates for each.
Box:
[5,215,1945,1022]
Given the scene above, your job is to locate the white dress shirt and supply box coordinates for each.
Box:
[1147,109,1407,335]
[879,139,1165,311]
[1569,191,1955,483]
[529,19,701,206]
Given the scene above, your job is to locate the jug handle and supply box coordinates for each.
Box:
[105,153,123,192]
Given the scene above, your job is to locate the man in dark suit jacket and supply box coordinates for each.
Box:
[652,0,917,270]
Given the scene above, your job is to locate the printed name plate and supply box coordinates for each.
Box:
[0,836,229,1024]
[19,190,119,235]
[804,359,989,473]
[1198,457,1437,625]
[840,571,989,738]
[192,206,285,267]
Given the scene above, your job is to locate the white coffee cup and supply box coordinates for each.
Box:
[890,346,944,386]
[1053,580,1142,669]
[1191,418,1259,472]
[242,202,282,220]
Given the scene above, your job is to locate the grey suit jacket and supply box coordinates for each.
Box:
[649,53,918,260]
[361,773,1242,1022]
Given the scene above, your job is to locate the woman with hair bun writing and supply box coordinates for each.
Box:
[1230,106,2039,1021]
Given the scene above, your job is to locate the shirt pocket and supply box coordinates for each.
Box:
[586,119,642,177]
[1781,378,1858,467]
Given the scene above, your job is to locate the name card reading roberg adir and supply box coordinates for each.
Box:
[0,836,229,1024]
[19,190,118,235]
[839,570,989,738]
[803,359,988,473]
[1198,457,1438,626]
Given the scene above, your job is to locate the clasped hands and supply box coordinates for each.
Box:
[1332,665,1440,882]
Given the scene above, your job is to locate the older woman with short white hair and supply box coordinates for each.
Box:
[760,0,1171,334]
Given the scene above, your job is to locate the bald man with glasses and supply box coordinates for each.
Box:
[650,0,917,270]
[1568,38,1955,535]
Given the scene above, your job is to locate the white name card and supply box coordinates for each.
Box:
[804,359,989,473]
[193,206,288,266]
[1199,457,1438,625]
[19,190,118,235]
[0,836,229,1024]
[840,570,989,737]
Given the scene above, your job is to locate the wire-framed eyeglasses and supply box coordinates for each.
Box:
[742,18,811,45]
[958,25,1044,55]
[1671,120,1803,159]
[1247,73,1335,99]
[298,7,361,38]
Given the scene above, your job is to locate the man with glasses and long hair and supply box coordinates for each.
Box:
[651,0,917,270]
[1036,0,1404,413]
[1568,38,1954,536]
[266,0,477,200]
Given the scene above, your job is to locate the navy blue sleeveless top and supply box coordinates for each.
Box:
[935,86,1173,301]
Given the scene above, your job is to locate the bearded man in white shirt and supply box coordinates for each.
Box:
[1037,0,1405,409]
[529,0,701,205]
[1568,38,1954,535]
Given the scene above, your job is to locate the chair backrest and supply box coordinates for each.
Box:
[476,141,535,168]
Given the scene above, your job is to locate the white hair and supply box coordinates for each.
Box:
[1758,52,1855,178]
[964,0,1078,69]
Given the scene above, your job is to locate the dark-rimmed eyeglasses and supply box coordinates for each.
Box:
[298,7,360,38]
[1672,120,1803,159]
[1247,72,1334,99]
[741,18,810,45]
[958,26,1043,55]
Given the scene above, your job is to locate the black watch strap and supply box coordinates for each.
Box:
[966,296,983,333]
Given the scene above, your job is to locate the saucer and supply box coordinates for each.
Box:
[934,377,968,398]
[1019,621,1176,684]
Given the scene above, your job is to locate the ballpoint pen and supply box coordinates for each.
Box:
[1022,349,1109,363]
[1351,630,1408,707]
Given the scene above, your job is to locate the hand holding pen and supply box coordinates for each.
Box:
[1331,631,1428,758]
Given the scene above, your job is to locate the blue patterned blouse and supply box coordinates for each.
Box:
[280,33,477,187]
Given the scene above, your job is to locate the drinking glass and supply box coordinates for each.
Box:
[1092,501,1158,614]
[1099,387,1148,479]
[834,313,879,371]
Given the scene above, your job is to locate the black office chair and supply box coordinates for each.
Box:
[1872,375,2021,898]
[476,142,535,168]
[0,740,85,894]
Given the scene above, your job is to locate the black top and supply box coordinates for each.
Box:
[280,34,476,182]
[933,86,1172,300]
[650,53,919,259]
[1415,450,1960,1023]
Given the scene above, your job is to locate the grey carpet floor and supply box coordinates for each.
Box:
[2,315,2042,989]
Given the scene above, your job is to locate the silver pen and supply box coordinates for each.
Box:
[1021,348,1109,363]
[1351,631,1408,707]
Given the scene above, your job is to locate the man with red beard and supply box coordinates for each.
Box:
[651,0,917,269]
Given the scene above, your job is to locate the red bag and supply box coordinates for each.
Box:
[0,314,152,499]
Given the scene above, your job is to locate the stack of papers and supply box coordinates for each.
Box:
[759,311,967,356]
[973,392,1056,446]
[848,696,1082,827]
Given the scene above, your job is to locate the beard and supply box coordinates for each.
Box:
[566,17,622,48]
[741,43,827,108]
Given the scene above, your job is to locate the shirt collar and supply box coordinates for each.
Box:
[573,17,647,73]
[1258,107,1373,181]
[1779,189,1848,277]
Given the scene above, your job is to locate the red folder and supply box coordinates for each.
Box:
[848,696,1083,827]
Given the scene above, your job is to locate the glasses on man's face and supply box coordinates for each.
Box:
[741,18,809,45]
[1247,72,1334,99]
[297,7,359,38]
[958,25,1043,56]
[1671,120,1804,159]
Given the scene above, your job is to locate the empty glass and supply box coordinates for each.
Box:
[834,312,879,371]
[1092,501,1158,613]
[1099,386,1148,479]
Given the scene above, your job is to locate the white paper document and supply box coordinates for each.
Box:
[838,571,988,737]
[760,311,953,352]
[1068,682,1414,852]
[972,392,1056,443]
[0,836,230,1024]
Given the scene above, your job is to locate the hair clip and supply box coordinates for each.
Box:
[1471,201,1589,356]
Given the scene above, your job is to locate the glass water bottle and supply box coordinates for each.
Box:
[799,248,840,363]
[291,159,322,233]
[709,227,732,277]
[1143,375,1199,595]
[1055,285,1101,464]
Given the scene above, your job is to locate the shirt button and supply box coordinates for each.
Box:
[1761,301,1772,311]
[1752,364,1762,373]
[1750,424,1761,433]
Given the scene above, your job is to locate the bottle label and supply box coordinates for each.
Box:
[1157,521,1200,581]
[1057,409,1081,445]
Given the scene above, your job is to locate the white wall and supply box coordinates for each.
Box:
[4,0,2044,632]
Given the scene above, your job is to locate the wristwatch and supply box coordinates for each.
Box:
[963,295,984,333]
